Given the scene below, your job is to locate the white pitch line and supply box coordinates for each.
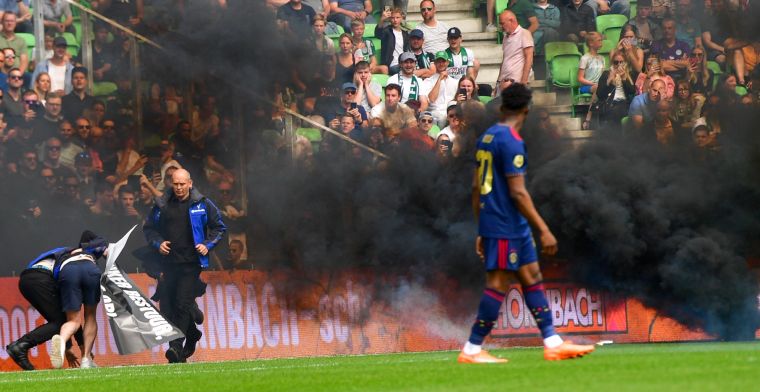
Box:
[0,356,451,384]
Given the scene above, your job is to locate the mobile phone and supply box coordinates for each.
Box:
[350,102,357,110]
[688,56,699,67]
[440,140,453,150]
[458,88,467,96]
[127,175,141,192]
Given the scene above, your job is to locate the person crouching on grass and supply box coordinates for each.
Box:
[50,231,109,369]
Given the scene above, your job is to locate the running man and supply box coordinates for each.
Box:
[458,83,595,363]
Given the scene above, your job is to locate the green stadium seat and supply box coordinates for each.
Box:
[544,42,581,91]
[427,124,441,139]
[706,61,723,90]
[549,54,584,116]
[297,127,323,153]
[596,14,628,44]
[17,32,35,49]
[372,73,389,87]
[92,82,118,97]
[736,85,748,96]
[478,95,493,104]
[363,23,377,37]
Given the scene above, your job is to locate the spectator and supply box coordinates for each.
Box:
[93,0,145,30]
[1,47,14,75]
[0,0,32,33]
[651,0,673,22]
[586,0,631,18]
[561,0,595,44]
[417,110,436,138]
[73,151,96,201]
[143,168,226,363]
[328,0,374,32]
[727,39,759,87]
[375,7,410,75]
[336,33,356,84]
[56,120,83,170]
[673,0,701,50]
[387,52,429,109]
[687,46,713,96]
[671,79,702,134]
[20,90,42,129]
[322,81,369,127]
[222,239,246,271]
[311,14,335,54]
[713,73,740,106]
[350,20,382,74]
[3,67,25,122]
[497,10,534,89]
[627,0,661,46]
[41,136,75,180]
[612,25,645,73]
[635,55,675,99]
[40,0,74,34]
[415,0,450,54]
[370,83,417,130]
[5,120,38,167]
[650,18,690,81]
[443,27,478,81]
[700,0,727,66]
[653,100,675,145]
[33,72,52,105]
[454,75,479,103]
[436,104,464,156]
[422,51,459,125]
[594,51,637,129]
[155,140,183,192]
[578,32,606,96]
[115,136,146,181]
[353,61,382,113]
[277,0,317,39]
[190,95,220,144]
[86,100,107,128]
[61,67,95,122]
[0,13,29,74]
[215,181,246,244]
[114,185,143,224]
[34,92,64,141]
[629,78,666,131]
[434,131,452,161]
[408,29,435,78]
[532,0,561,55]
[89,181,115,216]
[89,23,116,83]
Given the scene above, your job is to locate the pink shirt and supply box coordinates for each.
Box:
[499,25,534,83]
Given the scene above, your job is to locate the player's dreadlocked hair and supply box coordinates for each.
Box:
[500,83,532,113]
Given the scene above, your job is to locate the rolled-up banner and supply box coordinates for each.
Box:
[100,226,185,354]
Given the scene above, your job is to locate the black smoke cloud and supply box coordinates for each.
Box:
[41,2,756,340]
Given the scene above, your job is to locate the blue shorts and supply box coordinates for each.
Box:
[58,261,102,312]
[482,236,538,271]
[579,85,593,94]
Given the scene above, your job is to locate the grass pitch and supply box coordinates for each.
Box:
[1,342,758,391]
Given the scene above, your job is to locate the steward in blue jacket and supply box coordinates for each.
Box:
[142,169,226,364]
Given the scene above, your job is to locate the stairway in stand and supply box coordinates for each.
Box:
[405,0,593,139]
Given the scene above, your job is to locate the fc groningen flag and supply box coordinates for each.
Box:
[100,226,185,354]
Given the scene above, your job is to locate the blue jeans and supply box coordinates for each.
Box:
[586,0,630,18]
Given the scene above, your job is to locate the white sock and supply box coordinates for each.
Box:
[543,335,563,348]
[463,341,482,355]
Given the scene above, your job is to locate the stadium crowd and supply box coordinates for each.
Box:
[0,0,756,272]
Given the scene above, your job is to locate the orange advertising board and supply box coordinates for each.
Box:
[0,270,756,372]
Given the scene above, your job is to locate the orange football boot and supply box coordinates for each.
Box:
[457,350,509,364]
[544,341,595,361]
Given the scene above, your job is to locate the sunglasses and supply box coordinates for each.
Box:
[9,75,22,80]
[613,60,624,65]
[420,118,433,123]
[420,7,433,11]
[78,125,91,129]
[5,55,15,60]
[24,100,37,105]
[344,90,356,95]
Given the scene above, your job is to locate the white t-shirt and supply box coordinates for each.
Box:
[359,81,382,113]
[387,73,426,103]
[579,53,605,84]
[444,47,475,81]
[499,25,534,83]
[391,29,404,67]
[415,20,450,54]
[49,62,67,93]
[421,73,459,113]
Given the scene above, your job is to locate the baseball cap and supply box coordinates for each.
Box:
[342,82,357,91]
[53,36,67,47]
[447,27,462,39]
[418,110,433,120]
[434,51,448,61]
[410,29,424,39]
[399,52,416,63]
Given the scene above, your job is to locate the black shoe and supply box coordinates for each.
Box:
[165,346,186,364]
[183,328,202,359]
[6,341,35,370]
[191,303,204,325]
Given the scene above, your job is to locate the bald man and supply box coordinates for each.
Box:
[497,10,534,92]
[143,169,226,363]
